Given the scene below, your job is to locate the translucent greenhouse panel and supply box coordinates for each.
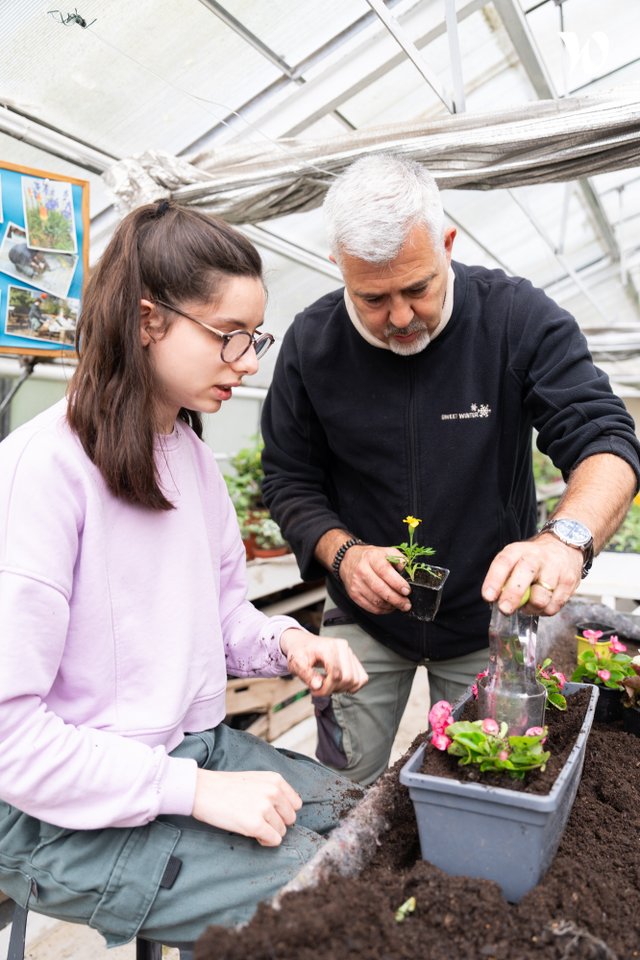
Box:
[219,0,372,67]
[201,392,263,465]
[0,0,281,159]
[524,0,638,98]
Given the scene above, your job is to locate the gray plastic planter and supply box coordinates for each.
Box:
[399,682,599,903]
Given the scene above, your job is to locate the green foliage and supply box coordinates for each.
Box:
[223,436,265,515]
[536,659,567,710]
[445,720,550,780]
[394,897,416,923]
[26,208,74,251]
[532,448,563,487]
[247,515,287,550]
[604,501,640,554]
[571,642,636,688]
[533,448,640,554]
[387,515,436,580]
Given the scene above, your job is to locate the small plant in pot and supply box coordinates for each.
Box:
[387,516,449,622]
[621,655,640,736]
[570,634,636,723]
[247,513,289,558]
[575,623,616,659]
[223,436,268,559]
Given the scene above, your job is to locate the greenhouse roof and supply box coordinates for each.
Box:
[1,0,639,390]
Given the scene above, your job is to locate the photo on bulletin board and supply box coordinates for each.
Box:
[0,223,78,299]
[0,162,89,358]
[5,284,79,349]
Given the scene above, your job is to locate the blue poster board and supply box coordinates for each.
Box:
[0,162,89,358]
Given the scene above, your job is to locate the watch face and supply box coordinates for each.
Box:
[551,518,592,547]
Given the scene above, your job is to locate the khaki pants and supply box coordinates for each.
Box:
[0,725,359,948]
[315,599,489,785]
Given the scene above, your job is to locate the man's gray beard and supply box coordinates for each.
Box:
[385,322,431,356]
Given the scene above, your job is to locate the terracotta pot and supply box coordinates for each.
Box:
[403,565,450,622]
[251,545,290,559]
[242,538,254,561]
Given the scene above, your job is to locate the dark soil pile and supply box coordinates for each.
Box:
[196,619,640,960]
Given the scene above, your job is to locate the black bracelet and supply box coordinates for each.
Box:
[331,537,364,580]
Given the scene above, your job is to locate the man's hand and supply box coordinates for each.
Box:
[338,544,412,615]
[279,627,369,696]
[482,534,583,615]
[192,769,301,846]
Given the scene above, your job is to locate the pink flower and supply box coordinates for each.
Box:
[552,671,566,688]
[525,726,544,737]
[431,733,452,751]
[498,750,509,762]
[481,718,500,735]
[583,629,603,643]
[597,669,611,682]
[471,670,488,700]
[608,636,627,654]
[428,700,454,735]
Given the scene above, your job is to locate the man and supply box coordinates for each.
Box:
[261,153,640,785]
[28,297,47,333]
[8,242,48,279]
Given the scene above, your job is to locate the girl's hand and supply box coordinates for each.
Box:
[192,769,302,846]
[279,627,369,697]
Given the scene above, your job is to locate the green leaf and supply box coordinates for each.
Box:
[395,896,416,922]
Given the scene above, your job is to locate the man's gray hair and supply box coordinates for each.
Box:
[323,154,445,265]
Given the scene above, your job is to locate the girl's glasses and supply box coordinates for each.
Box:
[154,299,275,363]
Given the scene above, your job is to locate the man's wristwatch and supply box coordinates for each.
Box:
[538,518,594,579]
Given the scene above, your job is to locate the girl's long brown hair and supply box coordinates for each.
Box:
[68,201,263,510]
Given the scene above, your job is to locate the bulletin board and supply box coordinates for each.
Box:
[0,162,90,358]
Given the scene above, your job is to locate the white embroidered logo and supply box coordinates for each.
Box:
[441,403,492,421]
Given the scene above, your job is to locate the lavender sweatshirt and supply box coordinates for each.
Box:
[0,400,299,830]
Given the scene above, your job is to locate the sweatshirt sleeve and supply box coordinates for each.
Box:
[214,470,301,677]
[0,426,199,829]
[261,319,346,581]
[511,279,640,488]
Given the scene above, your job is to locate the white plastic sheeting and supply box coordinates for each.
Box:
[104,91,640,221]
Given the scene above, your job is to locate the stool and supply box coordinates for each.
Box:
[6,902,193,959]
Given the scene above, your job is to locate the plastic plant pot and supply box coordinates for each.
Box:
[623,705,640,736]
[587,682,624,723]
[575,620,616,659]
[405,565,450,622]
[399,682,599,903]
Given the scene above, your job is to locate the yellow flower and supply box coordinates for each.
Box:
[403,515,422,529]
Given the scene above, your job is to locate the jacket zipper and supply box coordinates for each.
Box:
[407,362,430,660]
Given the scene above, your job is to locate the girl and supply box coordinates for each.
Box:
[0,201,368,951]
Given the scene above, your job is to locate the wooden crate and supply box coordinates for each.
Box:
[225,675,314,742]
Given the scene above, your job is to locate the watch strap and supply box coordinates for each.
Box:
[539,519,594,579]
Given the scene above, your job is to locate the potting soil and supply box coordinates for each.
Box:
[195,621,640,960]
